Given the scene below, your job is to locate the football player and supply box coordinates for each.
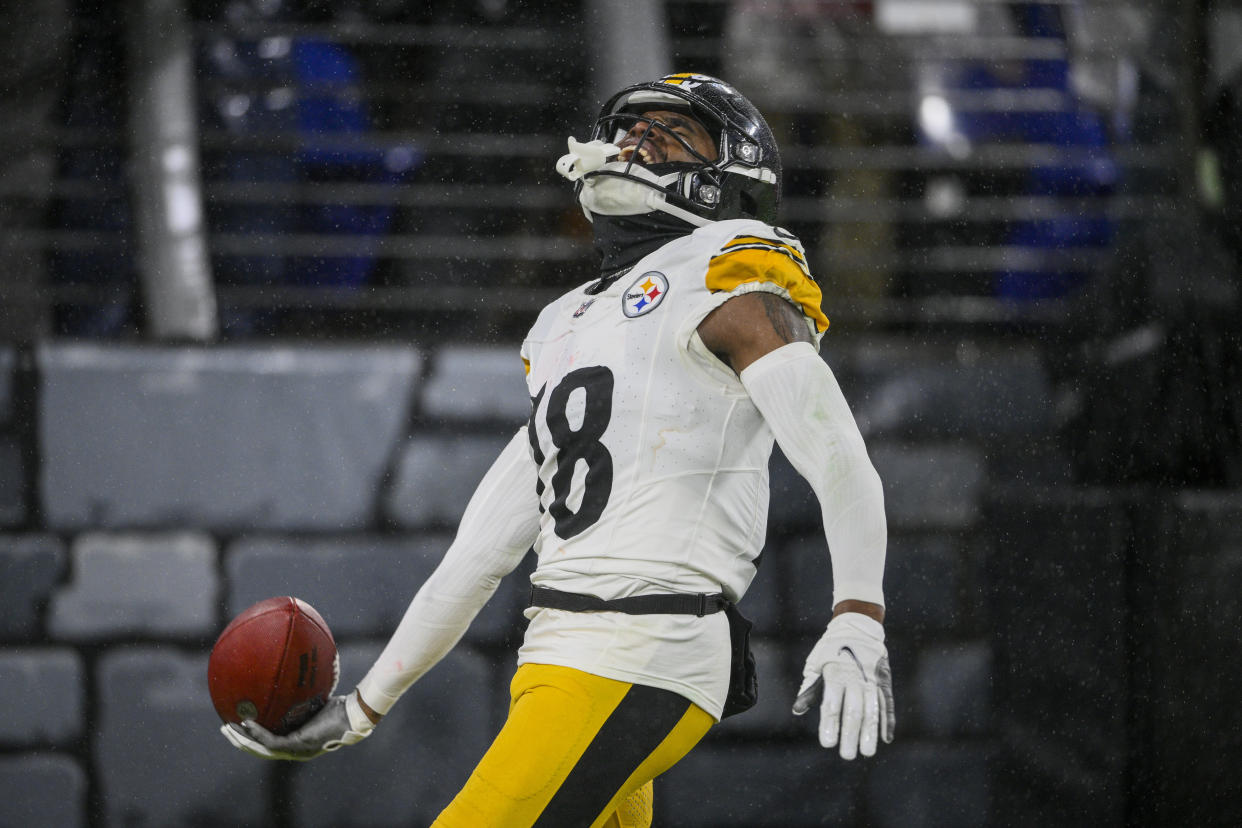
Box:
[223,73,894,828]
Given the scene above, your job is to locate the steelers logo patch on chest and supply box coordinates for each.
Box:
[622,271,669,318]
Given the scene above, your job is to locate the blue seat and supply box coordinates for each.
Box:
[202,26,421,336]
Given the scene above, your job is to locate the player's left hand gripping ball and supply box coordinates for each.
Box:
[792,613,895,760]
[221,692,375,761]
[208,596,374,760]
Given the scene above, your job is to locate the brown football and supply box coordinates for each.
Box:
[208,596,338,735]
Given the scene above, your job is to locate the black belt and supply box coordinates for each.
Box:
[529,585,729,617]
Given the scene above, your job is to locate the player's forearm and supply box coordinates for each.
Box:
[815,442,887,607]
[355,573,499,715]
[740,341,887,608]
[355,429,540,715]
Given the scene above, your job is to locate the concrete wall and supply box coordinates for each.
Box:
[1,339,1231,827]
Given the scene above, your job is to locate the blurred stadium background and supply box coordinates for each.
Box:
[1,0,1240,825]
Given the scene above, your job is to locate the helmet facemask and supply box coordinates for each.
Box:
[558,75,781,227]
[582,111,726,224]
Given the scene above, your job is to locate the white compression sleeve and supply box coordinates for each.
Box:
[355,428,541,715]
[740,341,887,606]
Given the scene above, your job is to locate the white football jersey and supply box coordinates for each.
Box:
[516,217,828,718]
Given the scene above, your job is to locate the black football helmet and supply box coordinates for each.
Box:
[565,73,782,226]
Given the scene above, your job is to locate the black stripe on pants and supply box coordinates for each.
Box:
[532,683,692,827]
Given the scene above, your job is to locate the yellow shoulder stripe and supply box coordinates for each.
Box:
[716,235,810,277]
[705,247,829,332]
[522,357,531,376]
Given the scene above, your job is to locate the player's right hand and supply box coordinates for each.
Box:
[221,692,375,761]
[792,613,895,760]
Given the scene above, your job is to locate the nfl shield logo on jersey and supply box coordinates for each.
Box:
[622,271,669,318]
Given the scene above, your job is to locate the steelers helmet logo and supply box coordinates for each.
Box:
[658,73,724,92]
[622,271,669,318]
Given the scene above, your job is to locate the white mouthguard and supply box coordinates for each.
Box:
[555,137,621,181]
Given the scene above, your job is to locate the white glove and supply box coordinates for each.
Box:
[220,691,376,761]
[792,613,895,760]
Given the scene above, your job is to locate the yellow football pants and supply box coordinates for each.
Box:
[432,663,715,828]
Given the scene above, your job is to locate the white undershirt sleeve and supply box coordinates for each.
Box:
[740,341,887,606]
[355,428,541,714]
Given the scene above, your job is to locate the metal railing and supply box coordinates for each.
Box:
[665,0,1200,331]
[12,0,1214,342]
